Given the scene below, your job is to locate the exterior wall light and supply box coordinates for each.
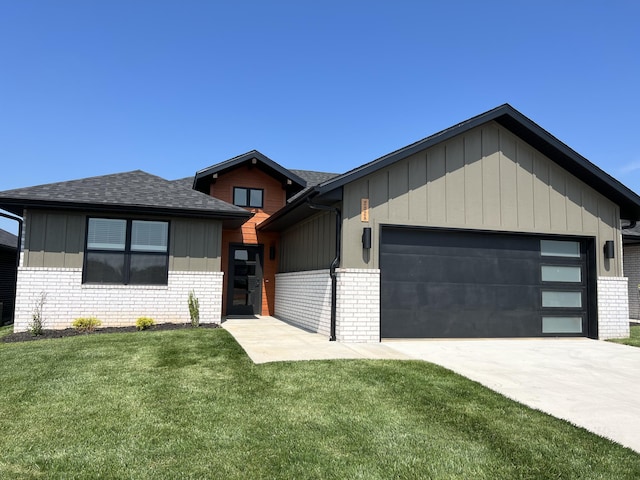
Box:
[604,240,615,259]
[362,227,372,250]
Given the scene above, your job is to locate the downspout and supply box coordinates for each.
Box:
[307,198,341,341]
[0,211,23,325]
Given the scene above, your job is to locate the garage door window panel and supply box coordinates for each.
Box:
[542,316,583,334]
[541,265,582,283]
[542,290,583,308]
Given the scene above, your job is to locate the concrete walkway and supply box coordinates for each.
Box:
[222,316,411,363]
[223,316,640,453]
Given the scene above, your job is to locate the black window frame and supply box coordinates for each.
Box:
[82,217,170,285]
[233,187,264,208]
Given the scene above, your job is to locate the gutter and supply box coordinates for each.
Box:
[306,197,341,342]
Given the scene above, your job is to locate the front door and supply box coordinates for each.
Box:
[227,244,263,315]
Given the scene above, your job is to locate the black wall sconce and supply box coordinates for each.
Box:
[604,240,615,259]
[362,227,372,249]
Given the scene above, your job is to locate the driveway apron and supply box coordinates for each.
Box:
[384,338,640,454]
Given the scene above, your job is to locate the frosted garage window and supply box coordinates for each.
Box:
[542,317,583,334]
[131,221,168,252]
[540,240,580,258]
[87,218,126,250]
[542,291,582,308]
[541,265,581,283]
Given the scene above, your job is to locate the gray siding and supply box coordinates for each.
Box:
[169,218,221,271]
[23,210,222,272]
[23,210,84,268]
[342,122,622,277]
[280,210,335,272]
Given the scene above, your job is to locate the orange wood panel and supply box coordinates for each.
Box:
[211,164,287,316]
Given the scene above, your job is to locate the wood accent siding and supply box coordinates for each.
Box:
[342,121,622,277]
[279,210,336,273]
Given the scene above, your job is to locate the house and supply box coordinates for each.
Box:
[622,224,640,320]
[0,228,18,325]
[1,104,639,341]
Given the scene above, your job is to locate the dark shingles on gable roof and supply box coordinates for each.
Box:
[170,176,195,190]
[289,170,339,187]
[0,229,18,249]
[0,170,250,219]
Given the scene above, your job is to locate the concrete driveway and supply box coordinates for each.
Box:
[384,338,640,454]
[223,317,640,453]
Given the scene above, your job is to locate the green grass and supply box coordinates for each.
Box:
[0,324,12,339]
[1,329,638,479]
[609,324,640,347]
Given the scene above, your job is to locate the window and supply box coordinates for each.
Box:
[233,187,263,208]
[84,218,169,285]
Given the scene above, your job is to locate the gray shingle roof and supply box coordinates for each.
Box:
[170,176,195,190]
[289,170,339,187]
[0,228,18,249]
[0,170,250,219]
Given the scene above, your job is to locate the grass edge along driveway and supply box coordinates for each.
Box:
[0,327,638,479]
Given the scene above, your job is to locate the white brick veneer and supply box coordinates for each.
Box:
[335,269,380,343]
[13,267,223,332]
[597,276,630,339]
[623,244,640,320]
[274,269,332,337]
[275,268,381,342]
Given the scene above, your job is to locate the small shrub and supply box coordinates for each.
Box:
[136,317,156,331]
[72,317,102,333]
[188,290,200,327]
[29,291,47,336]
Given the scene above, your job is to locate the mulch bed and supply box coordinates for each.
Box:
[2,323,219,343]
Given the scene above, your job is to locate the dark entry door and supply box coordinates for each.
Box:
[227,245,263,315]
[380,227,593,338]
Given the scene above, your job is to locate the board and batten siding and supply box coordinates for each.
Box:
[21,210,223,271]
[279,210,335,272]
[342,121,621,277]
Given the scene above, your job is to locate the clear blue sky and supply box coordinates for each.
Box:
[1,1,639,234]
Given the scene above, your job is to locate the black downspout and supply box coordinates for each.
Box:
[307,198,341,341]
[0,211,23,325]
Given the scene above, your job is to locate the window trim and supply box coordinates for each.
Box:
[83,217,170,285]
[233,187,264,208]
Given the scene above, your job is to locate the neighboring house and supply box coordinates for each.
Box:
[0,228,18,325]
[622,224,640,320]
[1,104,640,341]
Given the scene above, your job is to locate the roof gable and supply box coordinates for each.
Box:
[0,170,251,224]
[314,104,640,219]
[193,150,308,194]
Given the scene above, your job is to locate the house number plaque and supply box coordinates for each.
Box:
[361,198,369,222]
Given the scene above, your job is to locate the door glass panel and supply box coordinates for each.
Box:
[540,240,580,258]
[234,249,248,261]
[541,265,581,283]
[542,291,582,308]
[542,316,583,333]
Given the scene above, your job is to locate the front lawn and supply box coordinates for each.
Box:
[608,324,640,347]
[0,329,638,479]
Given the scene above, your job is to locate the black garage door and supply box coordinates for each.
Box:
[380,227,596,338]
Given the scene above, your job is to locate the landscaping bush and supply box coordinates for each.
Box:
[136,317,156,331]
[72,317,102,333]
[188,290,200,327]
[29,292,47,336]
